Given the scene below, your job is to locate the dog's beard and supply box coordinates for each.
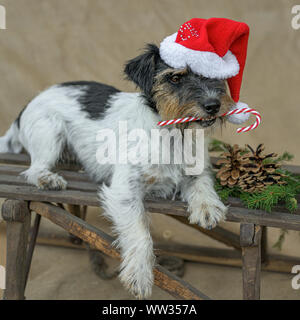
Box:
[177,115,225,132]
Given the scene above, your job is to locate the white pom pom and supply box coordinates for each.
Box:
[227,101,250,124]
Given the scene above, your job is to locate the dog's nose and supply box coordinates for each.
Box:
[203,99,221,115]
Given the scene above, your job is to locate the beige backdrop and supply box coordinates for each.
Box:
[0,0,300,163]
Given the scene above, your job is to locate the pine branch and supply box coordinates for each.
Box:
[208,138,228,152]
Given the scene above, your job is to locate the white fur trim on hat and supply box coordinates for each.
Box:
[159,33,240,79]
[227,101,250,124]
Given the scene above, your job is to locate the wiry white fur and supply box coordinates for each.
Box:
[0,85,227,298]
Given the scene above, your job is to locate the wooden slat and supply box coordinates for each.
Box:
[170,215,241,250]
[0,153,81,170]
[0,164,91,182]
[1,163,299,213]
[146,198,300,231]
[0,184,99,206]
[228,206,300,231]
[0,153,30,165]
[0,174,97,192]
[1,184,300,230]
[157,242,300,274]
[30,201,119,258]
[35,232,300,274]
[1,153,300,174]
[29,201,209,300]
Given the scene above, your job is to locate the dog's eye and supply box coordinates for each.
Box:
[170,75,181,84]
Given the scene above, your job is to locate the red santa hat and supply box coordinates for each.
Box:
[159,18,250,124]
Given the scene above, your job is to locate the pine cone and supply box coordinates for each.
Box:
[216,144,249,188]
[238,144,286,192]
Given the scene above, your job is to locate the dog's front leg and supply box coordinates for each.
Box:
[180,169,227,229]
[100,165,154,299]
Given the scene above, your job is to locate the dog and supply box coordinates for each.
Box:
[0,43,231,298]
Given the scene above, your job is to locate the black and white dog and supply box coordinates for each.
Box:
[0,44,232,298]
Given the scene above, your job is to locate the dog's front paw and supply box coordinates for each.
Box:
[189,199,227,229]
[37,173,67,190]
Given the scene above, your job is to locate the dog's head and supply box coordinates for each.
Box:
[124,44,234,129]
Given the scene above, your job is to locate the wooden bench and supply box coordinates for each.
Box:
[1,152,300,300]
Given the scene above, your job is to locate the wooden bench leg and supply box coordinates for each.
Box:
[240,223,262,300]
[1,200,31,300]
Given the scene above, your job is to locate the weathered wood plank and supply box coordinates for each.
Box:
[228,206,300,231]
[0,174,97,192]
[170,215,241,250]
[153,265,210,300]
[0,164,91,182]
[30,201,118,259]
[2,164,299,212]
[0,153,30,165]
[156,243,242,267]
[34,232,300,274]
[1,200,31,300]
[1,185,300,230]
[240,223,262,300]
[0,152,81,170]
[2,153,300,174]
[0,184,99,206]
[29,201,209,300]
[146,198,300,230]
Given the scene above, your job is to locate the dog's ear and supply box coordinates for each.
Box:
[124,44,160,95]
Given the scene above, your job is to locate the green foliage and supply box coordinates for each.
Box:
[215,171,300,251]
[216,164,300,209]
[274,152,294,163]
[215,178,300,213]
[212,140,300,250]
[208,138,228,152]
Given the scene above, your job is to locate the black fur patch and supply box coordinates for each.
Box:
[16,105,27,128]
[60,81,120,119]
[124,44,169,111]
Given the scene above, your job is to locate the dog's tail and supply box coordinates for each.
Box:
[0,119,23,154]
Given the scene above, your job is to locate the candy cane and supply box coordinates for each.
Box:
[157,107,261,133]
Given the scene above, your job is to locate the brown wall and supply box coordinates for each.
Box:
[0,0,300,163]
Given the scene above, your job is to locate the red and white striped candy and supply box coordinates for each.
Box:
[157,107,261,133]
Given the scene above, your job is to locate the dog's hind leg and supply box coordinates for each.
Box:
[100,165,154,299]
[21,116,68,190]
[0,121,23,153]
